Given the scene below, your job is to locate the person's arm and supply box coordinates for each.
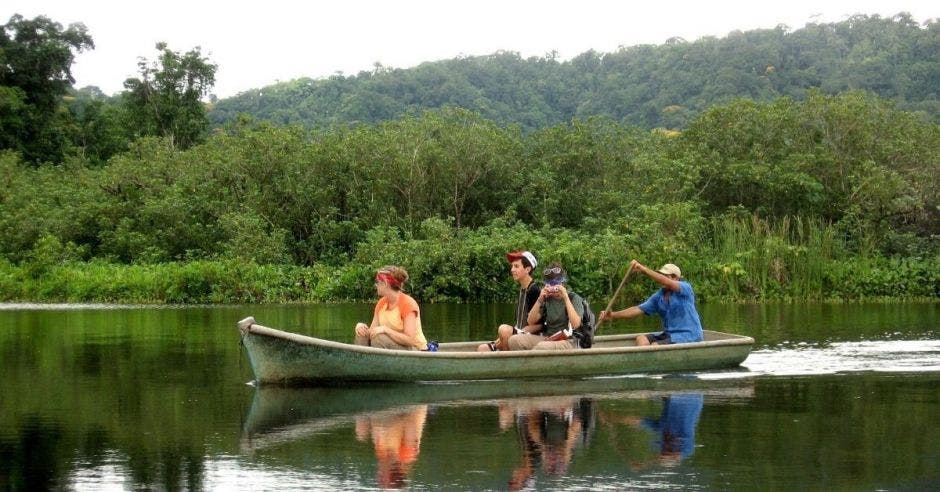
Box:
[520,284,543,332]
[558,286,582,329]
[602,288,660,321]
[632,259,680,292]
[603,305,646,320]
[357,303,382,337]
[375,311,419,346]
[526,287,551,329]
[370,301,381,329]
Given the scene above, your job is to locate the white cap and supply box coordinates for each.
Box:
[506,251,537,269]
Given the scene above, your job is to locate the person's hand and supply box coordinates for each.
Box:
[540,285,554,300]
[355,323,369,337]
[369,326,386,338]
[630,259,644,273]
[553,284,568,298]
[599,310,613,321]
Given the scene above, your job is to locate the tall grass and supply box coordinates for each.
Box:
[706,215,842,299]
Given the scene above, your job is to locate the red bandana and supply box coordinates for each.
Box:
[375,272,400,288]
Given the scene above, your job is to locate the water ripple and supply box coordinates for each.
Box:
[742,339,940,376]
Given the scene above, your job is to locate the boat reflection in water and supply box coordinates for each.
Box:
[240,378,751,489]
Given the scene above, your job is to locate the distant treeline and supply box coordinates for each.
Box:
[2,92,938,302]
[210,14,940,131]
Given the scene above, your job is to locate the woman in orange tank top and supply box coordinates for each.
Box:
[354,266,428,350]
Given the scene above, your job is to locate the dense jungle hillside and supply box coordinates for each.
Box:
[209,13,940,130]
[1,11,937,303]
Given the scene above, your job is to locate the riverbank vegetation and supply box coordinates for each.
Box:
[1,92,937,303]
[1,13,937,304]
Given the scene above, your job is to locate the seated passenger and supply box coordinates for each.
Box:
[477,250,542,352]
[354,266,428,350]
[508,262,586,351]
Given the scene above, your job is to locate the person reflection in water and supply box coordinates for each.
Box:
[498,396,595,490]
[603,393,704,468]
[355,405,429,489]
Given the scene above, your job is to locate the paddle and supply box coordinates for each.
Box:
[594,265,634,335]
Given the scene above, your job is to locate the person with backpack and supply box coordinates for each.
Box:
[599,260,704,345]
[508,262,594,351]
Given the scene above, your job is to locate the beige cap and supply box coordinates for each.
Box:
[657,263,681,277]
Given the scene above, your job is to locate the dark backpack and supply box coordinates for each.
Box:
[569,293,596,349]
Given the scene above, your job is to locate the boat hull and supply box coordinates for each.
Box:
[238,317,754,384]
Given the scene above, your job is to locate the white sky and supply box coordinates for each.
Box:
[3,0,938,99]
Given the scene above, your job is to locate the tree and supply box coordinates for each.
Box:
[64,86,131,165]
[0,14,94,164]
[122,42,217,149]
[209,14,940,130]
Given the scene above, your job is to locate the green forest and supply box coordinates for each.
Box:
[0,13,938,304]
[209,13,940,131]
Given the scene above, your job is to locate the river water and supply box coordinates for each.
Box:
[1,302,938,490]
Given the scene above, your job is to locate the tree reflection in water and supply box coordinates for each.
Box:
[355,404,428,489]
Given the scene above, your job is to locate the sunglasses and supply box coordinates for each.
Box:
[543,266,563,276]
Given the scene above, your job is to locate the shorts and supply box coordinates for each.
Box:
[533,338,579,351]
[644,332,673,344]
[508,333,544,350]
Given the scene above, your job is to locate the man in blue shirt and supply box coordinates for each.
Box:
[599,260,704,345]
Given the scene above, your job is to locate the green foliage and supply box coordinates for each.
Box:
[2,216,935,303]
[210,15,940,131]
[0,92,937,303]
[684,91,940,254]
[122,42,217,149]
[0,14,94,164]
[63,86,131,165]
[700,215,839,299]
[823,257,940,298]
[1,12,934,304]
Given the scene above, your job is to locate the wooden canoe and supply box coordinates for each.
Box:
[237,316,754,384]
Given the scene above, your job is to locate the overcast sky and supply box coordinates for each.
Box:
[3,0,938,99]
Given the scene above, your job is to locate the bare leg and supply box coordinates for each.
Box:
[496,324,514,349]
[635,334,651,346]
[477,324,516,351]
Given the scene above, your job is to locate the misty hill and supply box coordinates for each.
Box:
[209,13,940,130]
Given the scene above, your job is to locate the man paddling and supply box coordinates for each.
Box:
[478,251,542,352]
[599,260,704,345]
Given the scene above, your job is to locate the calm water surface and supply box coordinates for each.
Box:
[1,302,938,490]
